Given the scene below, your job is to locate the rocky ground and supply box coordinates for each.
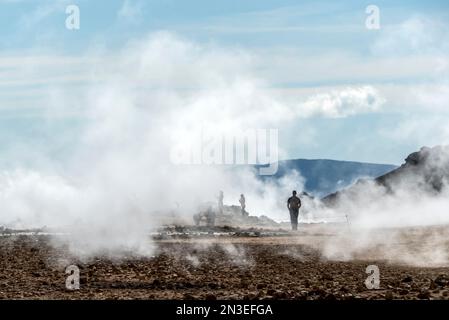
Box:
[1,224,449,300]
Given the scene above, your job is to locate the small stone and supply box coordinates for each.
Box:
[267,289,276,296]
[243,293,257,300]
[434,274,449,287]
[274,291,287,299]
[80,275,88,284]
[256,283,266,289]
[152,279,161,286]
[205,293,217,300]
[177,283,185,289]
[417,290,431,300]
[324,293,336,300]
[208,282,218,289]
[399,289,409,295]
[401,276,413,283]
[340,286,350,293]
[183,293,194,300]
[343,293,355,300]
[321,273,333,281]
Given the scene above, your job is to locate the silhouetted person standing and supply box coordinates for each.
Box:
[218,191,224,215]
[239,194,246,216]
[287,190,302,231]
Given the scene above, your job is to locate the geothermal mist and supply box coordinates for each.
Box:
[2,31,445,265]
[0,32,308,256]
[318,147,449,266]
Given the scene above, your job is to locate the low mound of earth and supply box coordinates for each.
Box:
[2,224,449,300]
[214,206,282,229]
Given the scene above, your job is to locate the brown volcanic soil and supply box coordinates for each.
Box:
[1,225,449,300]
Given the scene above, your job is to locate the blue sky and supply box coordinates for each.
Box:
[2,0,448,52]
[1,0,449,167]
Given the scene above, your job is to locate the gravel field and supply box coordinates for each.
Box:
[1,224,449,300]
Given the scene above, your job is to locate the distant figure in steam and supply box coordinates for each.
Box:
[218,191,224,215]
[193,203,216,227]
[287,190,302,231]
[239,194,247,216]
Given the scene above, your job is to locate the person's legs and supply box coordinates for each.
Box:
[294,210,299,230]
[289,209,298,230]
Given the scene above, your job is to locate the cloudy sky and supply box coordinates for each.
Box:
[1,0,449,166]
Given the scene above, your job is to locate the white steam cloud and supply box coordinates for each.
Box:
[1,31,448,269]
[316,146,449,266]
[0,32,385,257]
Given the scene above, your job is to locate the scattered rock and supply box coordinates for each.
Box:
[324,293,336,300]
[207,282,218,289]
[399,289,409,295]
[417,290,431,300]
[273,290,288,299]
[152,279,161,286]
[243,293,258,300]
[340,286,350,293]
[183,293,194,300]
[434,274,449,287]
[1,230,449,300]
[401,276,413,283]
[267,289,276,296]
[205,293,217,300]
[256,283,266,289]
[385,291,394,300]
[321,273,333,281]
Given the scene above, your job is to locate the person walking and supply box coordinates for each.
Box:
[287,190,302,231]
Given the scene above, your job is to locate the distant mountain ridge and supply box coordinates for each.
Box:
[259,158,397,197]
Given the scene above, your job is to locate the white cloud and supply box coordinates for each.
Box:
[384,115,449,147]
[0,32,386,121]
[17,1,70,29]
[117,0,143,24]
[299,86,384,118]
[372,16,449,56]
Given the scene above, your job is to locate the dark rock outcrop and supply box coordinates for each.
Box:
[322,146,449,206]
